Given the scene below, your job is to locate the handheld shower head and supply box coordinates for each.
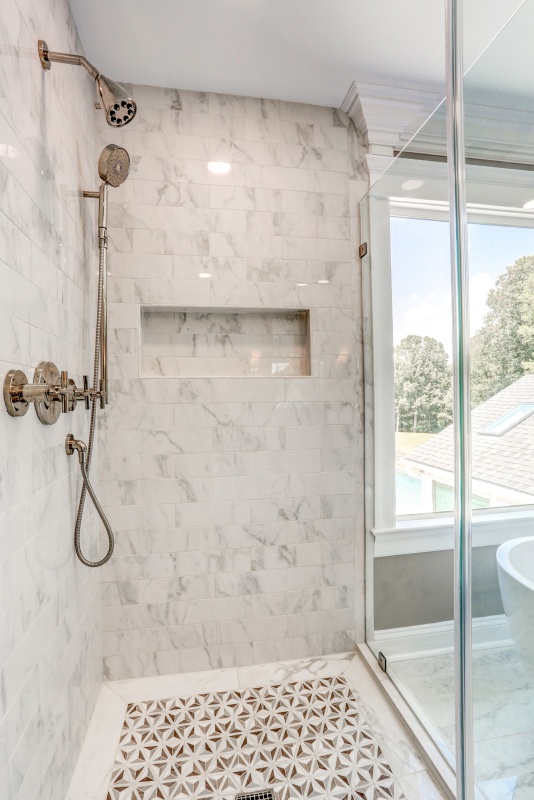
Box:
[38,40,137,128]
[98,145,130,187]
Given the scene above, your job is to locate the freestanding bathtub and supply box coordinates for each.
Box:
[497,537,534,665]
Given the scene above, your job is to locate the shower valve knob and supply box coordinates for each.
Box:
[60,370,69,413]
[82,375,91,409]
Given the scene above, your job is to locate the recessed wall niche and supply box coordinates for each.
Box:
[140,307,311,377]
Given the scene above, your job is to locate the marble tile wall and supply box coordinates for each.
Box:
[0,0,103,799]
[98,83,369,680]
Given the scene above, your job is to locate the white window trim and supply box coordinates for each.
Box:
[373,507,534,557]
[367,186,534,558]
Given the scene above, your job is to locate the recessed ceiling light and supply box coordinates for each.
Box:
[207,161,231,174]
[199,272,212,278]
[318,279,330,284]
[523,199,534,209]
[296,282,307,287]
[401,179,424,191]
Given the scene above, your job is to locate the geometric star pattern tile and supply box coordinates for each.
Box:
[106,676,406,800]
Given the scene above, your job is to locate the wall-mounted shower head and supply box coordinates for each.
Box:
[98,144,130,187]
[38,40,137,128]
[96,76,136,127]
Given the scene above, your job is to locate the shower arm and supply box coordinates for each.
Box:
[83,183,109,406]
[38,40,99,79]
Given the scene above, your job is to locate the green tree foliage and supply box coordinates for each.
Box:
[471,254,534,405]
[394,335,453,432]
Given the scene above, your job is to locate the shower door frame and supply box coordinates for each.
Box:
[360,1,475,798]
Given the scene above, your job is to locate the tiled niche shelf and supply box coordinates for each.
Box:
[140,307,311,377]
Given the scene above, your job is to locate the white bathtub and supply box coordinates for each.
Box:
[497,537,534,664]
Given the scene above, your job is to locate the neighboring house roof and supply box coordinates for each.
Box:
[405,374,534,496]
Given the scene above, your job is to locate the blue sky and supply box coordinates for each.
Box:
[390,216,534,355]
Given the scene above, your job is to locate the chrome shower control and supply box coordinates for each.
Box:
[3,369,30,417]
[60,370,69,413]
[82,375,91,410]
[3,362,98,424]
[34,362,61,425]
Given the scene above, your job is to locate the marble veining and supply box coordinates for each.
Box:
[0,0,102,798]
[99,82,368,681]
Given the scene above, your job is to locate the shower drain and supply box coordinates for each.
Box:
[235,791,277,800]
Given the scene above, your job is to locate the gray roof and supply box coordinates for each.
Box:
[405,374,534,496]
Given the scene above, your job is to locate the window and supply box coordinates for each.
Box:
[433,481,490,513]
[391,216,534,518]
[480,403,534,436]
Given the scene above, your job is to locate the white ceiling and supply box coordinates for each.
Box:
[68,0,526,107]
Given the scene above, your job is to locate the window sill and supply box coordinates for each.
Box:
[371,508,534,557]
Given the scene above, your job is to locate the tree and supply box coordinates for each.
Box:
[471,255,534,405]
[394,335,453,432]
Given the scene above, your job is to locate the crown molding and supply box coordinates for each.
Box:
[341,81,443,150]
[341,81,443,183]
[342,79,534,186]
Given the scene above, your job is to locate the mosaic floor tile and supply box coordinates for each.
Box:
[106,676,406,800]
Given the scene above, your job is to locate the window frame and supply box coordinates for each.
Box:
[364,189,534,558]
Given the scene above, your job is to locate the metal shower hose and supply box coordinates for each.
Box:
[74,230,114,567]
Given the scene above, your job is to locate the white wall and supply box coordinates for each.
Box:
[97,84,368,680]
[0,1,102,798]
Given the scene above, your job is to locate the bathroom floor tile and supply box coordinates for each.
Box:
[106,674,406,800]
[479,772,534,800]
[474,735,534,783]
[387,644,534,799]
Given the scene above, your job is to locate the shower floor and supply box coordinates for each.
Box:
[387,644,534,800]
[66,652,445,800]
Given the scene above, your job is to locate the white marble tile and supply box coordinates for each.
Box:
[64,685,127,800]
[237,651,351,688]
[0,0,103,796]
[107,665,240,703]
[399,770,448,800]
[343,657,428,780]
[93,81,366,689]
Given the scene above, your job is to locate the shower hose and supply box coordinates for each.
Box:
[74,231,114,567]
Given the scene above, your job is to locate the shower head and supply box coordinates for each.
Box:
[96,75,136,127]
[38,40,137,128]
[98,145,130,187]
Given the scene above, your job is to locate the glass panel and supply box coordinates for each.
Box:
[362,3,534,796]
[361,100,459,770]
[462,2,534,798]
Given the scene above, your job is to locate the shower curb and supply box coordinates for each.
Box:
[357,643,457,800]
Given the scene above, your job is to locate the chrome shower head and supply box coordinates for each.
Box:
[98,145,130,187]
[38,40,137,128]
[95,75,136,127]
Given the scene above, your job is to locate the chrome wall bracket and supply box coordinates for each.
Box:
[3,362,98,424]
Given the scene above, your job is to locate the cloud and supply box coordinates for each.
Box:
[394,271,495,357]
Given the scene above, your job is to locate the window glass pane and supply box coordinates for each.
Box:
[392,216,453,516]
[392,216,534,516]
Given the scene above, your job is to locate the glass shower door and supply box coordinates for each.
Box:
[461,3,534,798]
